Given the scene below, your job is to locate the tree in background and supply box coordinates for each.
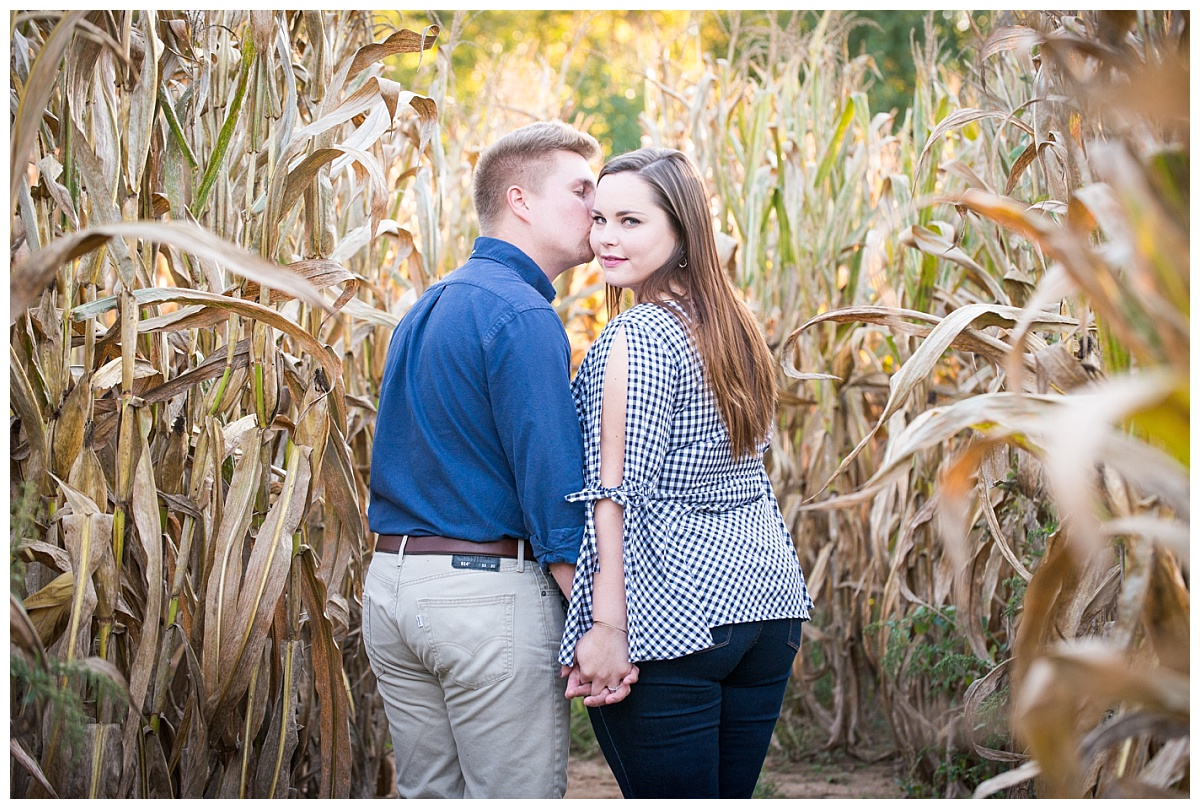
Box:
[382,10,976,155]
[847,10,976,117]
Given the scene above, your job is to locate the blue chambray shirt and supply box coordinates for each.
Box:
[368,237,586,566]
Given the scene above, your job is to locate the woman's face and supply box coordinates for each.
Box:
[590,171,679,297]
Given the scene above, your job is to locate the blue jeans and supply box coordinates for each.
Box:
[588,618,803,798]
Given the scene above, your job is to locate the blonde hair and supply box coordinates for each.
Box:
[601,149,777,459]
[472,121,601,234]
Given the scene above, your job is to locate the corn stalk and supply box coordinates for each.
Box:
[636,9,1187,797]
[780,10,1188,797]
[10,10,439,797]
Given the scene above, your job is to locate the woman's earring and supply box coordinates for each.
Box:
[678,256,688,269]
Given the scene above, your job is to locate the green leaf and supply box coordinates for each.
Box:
[195,37,256,214]
[814,94,855,189]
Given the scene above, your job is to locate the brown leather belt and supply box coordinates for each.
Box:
[374,534,532,559]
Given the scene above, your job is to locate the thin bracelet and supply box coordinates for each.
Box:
[592,619,628,634]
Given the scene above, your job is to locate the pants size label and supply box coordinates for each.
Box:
[451,554,501,572]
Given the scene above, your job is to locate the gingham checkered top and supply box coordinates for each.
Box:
[558,302,813,665]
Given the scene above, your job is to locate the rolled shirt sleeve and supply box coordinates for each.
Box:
[487,307,587,566]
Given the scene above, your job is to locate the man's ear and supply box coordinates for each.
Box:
[506,184,536,225]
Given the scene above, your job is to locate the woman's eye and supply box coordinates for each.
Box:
[592,215,605,225]
[622,217,640,227]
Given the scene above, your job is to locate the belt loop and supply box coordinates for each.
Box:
[396,534,409,570]
[517,538,525,568]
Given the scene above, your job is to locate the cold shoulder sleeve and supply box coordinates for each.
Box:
[565,316,679,510]
[559,305,812,668]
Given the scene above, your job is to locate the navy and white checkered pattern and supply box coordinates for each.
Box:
[559,303,813,665]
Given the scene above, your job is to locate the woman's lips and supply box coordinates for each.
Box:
[600,255,625,268]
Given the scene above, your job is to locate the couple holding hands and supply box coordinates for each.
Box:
[365,121,812,799]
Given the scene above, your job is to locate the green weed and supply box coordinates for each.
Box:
[568,698,601,758]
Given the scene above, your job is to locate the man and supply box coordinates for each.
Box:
[364,121,600,798]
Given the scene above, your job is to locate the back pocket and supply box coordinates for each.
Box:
[418,594,515,689]
[786,617,804,653]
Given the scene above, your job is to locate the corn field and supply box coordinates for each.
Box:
[9,10,1188,799]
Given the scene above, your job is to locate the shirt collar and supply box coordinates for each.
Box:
[470,237,557,303]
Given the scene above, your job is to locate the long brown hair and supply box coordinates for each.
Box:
[601,148,776,459]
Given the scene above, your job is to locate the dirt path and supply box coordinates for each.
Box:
[565,756,623,799]
[565,750,906,799]
[379,748,907,798]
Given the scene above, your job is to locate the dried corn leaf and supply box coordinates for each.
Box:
[126,286,342,382]
[790,302,1077,499]
[13,221,332,321]
[118,424,165,787]
[240,259,359,311]
[12,344,49,485]
[973,760,1041,799]
[11,737,59,798]
[237,645,273,795]
[123,11,159,192]
[900,224,1008,302]
[284,145,389,239]
[963,660,1025,762]
[337,296,401,330]
[346,25,439,82]
[1143,548,1189,674]
[1130,735,1190,792]
[173,658,211,798]
[1015,641,1189,797]
[294,376,330,487]
[954,539,999,662]
[46,721,122,798]
[1033,342,1096,394]
[50,371,92,480]
[23,572,73,648]
[314,430,364,638]
[954,186,1166,370]
[67,442,108,518]
[11,11,87,202]
[980,478,1033,581]
[209,443,310,719]
[91,356,160,391]
[285,76,420,156]
[16,541,71,575]
[1099,432,1189,519]
[130,339,251,408]
[1101,516,1189,565]
[36,154,80,229]
[918,108,1033,179]
[299,547,353,798]
[1040,371,1184,555]
[253,639,302,798]
[201,431,263,697]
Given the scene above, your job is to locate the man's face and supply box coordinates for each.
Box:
[524,150,597,276]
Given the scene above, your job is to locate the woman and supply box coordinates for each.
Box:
[559,148,813,799]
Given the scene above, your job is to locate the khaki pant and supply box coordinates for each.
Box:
[363,544,569,798]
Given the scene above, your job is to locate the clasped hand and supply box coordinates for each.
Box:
[560,624,639,707]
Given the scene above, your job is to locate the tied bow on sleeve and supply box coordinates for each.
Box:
[565,482,649,509]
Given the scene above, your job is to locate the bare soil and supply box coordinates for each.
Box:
[565,749,907,799]
[379,746,907,798]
